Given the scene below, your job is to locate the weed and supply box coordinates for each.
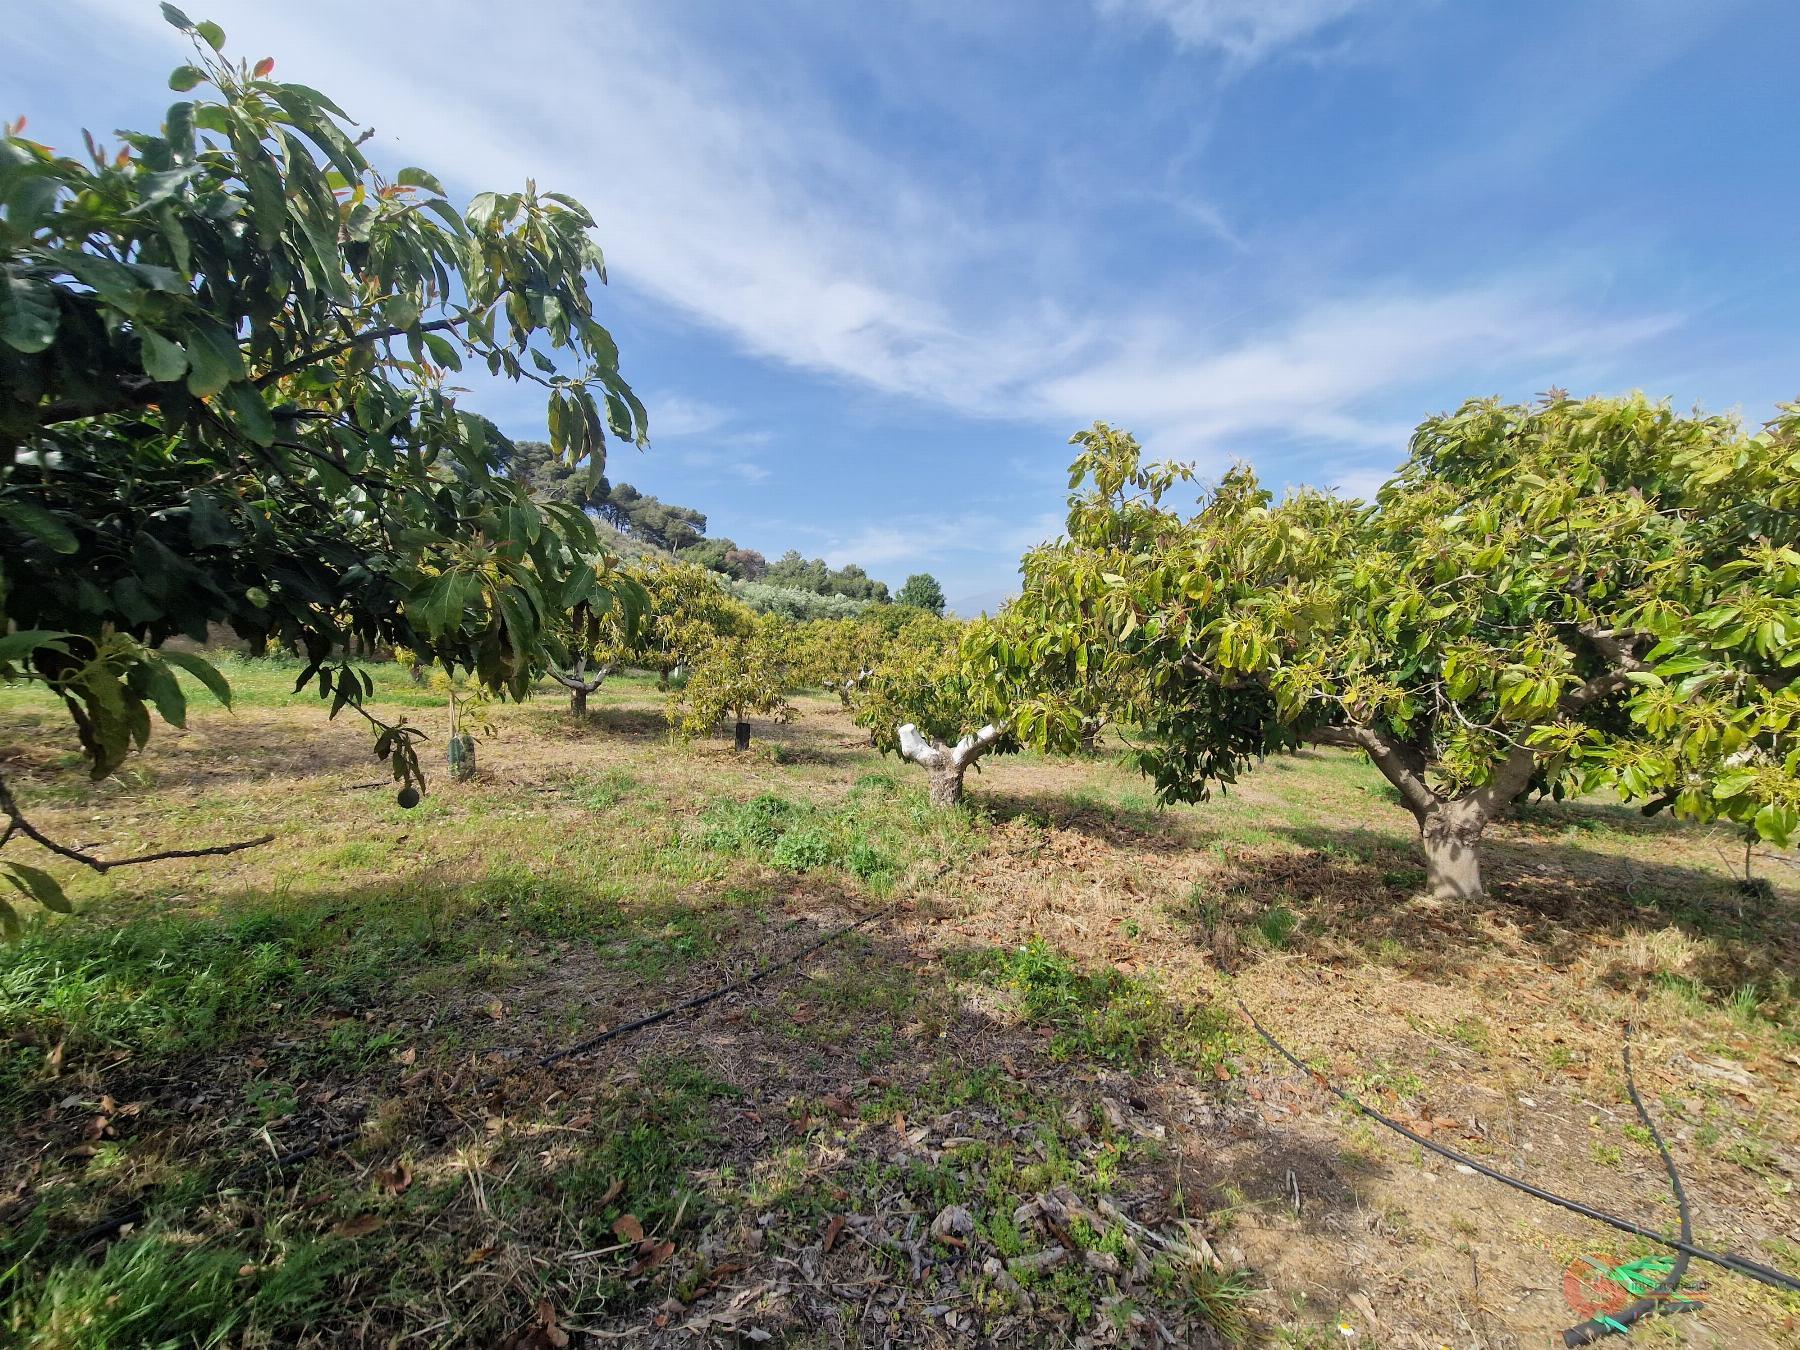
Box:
[958,939,1231,1067]
[245,1078,298,1122]
[5,1223,347,1347]
[1255,904,1298,948]
[577,768,642,809]
[771,826,836,872]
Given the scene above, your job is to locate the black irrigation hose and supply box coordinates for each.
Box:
[1560,1028,1691,1346]
[57,903,896,1252]
[1235,998,1800,1298]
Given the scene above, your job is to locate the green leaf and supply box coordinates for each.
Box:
[184,320,243,396]
[422,332,462,372]
[195,19,225,50]
[159,649,233,709]
[142,657,189,727]
[159,2,194,29]
[168,65,206,92]
[187,491,238,548]
[127,163,202,214]
[0,275,59,354]
[223,381,276,446]
[138,327,189,383]
[0,630,72,664]
[1,500,79,554]
[396,166,445,195]
[383,296,421,332]
[2,862,71,914]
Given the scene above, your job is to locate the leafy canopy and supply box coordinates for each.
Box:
[896,572,946,616]
[670,613,799,738]
[997,399,1800,844]
[0,10,647,921]
[851,613,1013,757]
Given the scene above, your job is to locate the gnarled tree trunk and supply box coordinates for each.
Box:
[1301,623,1650,901]
[1308,725,1538,902]
[926,760,966,807]
[550,658,612,720]
[1416,800,1489,901]
[898,721,1005,808]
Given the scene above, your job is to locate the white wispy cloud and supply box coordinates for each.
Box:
[1035,283,1681,464]
[62,0,1689,502]
[1094,0,1380,62]
[647,394,733,439]
[821,509,1065,570]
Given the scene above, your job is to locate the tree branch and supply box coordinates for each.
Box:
[0,773,272,873]
[896,723,945,769]
[1468,743,1540,815]
[1557,621,1651,715]
[32,316,472,427]
[548,662,611,694]
[253,315,467,389]
[1306,723,1441,819]
[949,722,1007,770]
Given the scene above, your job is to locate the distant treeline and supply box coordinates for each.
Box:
[504,441,933,611]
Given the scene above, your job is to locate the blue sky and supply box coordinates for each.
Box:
[15,1,1799,612]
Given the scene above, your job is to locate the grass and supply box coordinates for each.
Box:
[0,664,1794,1345]
[954,937,1233,1068]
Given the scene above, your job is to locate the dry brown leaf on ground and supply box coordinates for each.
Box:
[628,1239,676,1277]
[612,1213,644,1244]
[334,1214,385,1238]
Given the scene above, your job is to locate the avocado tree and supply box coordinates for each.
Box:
[545,553,648,717]
[624,559,752,688]
[0,10,647,924]
[996,404,1800,900]
[853,614,1014,805]
[670,612,798,750]
[795,614,895,707]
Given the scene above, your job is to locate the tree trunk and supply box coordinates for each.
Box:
[570,684,588,718]
[898,721,1002,808]
[927,762,966,807]
[734,720,751,752]
[1307,722,1527,903]
[1418,805,1488,901]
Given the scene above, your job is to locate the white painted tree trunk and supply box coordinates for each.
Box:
[898,722,1004,807]
[1418,802,1488,901]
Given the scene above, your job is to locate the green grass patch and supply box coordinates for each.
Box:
[955,938,1231,1067]
[696,787,965,889]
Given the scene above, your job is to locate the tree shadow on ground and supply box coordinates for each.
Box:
[974,786,1175,846]
[1198,821,1800,997]
[534,703,671,740]
[0,879,1373,1348]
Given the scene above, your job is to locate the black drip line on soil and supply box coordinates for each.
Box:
[1235,996,1800,1339]
[53,901,898,1253]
